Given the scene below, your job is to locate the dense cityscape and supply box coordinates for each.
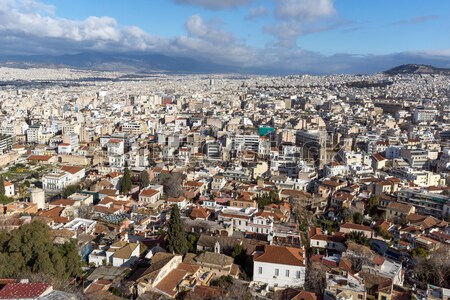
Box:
[0,65,448,299]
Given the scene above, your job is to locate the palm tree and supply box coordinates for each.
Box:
[345,230,369,246]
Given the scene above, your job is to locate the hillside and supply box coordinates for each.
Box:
[384,64,450,75]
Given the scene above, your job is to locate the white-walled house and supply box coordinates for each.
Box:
[4,181,14,197]
[105,240,140,267]
[139,188,161,205]
[42,166,85,192]
[253,245,306,288]
[167,196,188,209]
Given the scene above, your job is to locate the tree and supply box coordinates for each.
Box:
[412,247,428,258]
[159,172,185,198]
[304,265,326,293]
[0,176,5,195]
[375,226,392,240]
[231,244,246,266]
[340,208,353,222]
[61,184,80,198]
[345,242,375,272]
[255,191,280,209]
[166,205,189,255]
[121,162,132,194]
[139,170,150,189]
[414,245,450,288]
[345,231,369,246]
[18,183,29,200]
[0,220,82,284]
[365,196,379,216]
[353,212,364,224]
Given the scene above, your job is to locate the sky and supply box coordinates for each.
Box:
[1,0,450,74]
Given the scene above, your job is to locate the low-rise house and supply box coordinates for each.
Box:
[385,201,415,222]
[42,166,85,192]
[339,222,373,239]
[190,206,211,220]
[4,180,14,197]
[106,240,140,267]
[324,270,366,300]
[184,250,239,279]
[167,196,188,209]
[139,188,161,205]
[253,245,306,288]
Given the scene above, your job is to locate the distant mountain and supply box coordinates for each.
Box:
[384,64,450,75]
[0,52,248,74]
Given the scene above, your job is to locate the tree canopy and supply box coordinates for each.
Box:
[254,191,279,209]
[345,230,370,246]
[0,175,5,195]
[166,205,189,255]
[139,170,150,189]
[121,162,132,194]
[61,184,81,199]
[159,172,185,198]
[0,220,83,284]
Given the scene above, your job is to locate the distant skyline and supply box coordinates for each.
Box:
[1,0,450,74]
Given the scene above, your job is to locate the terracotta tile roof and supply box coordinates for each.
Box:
[291,291,319,300]
[140,188,160,197]
[340,222,372,232]
[50,199,76,207]
[94,205,120,215]
[3,181,13,187]
[154,263,199,298]
[0,282,52,299]
[38,207,64,218]
[254,245,305,266]
[99,189,119,196]
[185,181,203,187]
[167,196,186,203]
[61,166,84,174]
[27,155,52,161]
[190,206,210,219]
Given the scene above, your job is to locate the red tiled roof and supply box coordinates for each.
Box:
[340,222,372,232]
[190,206,210,219]
[27,155,52,161]
[0,282,52,299]
[254,245,305,266]
[50,199,76,207]
[61,166,84,174]
[140,189,159,197]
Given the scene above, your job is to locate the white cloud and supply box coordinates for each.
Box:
[174,0,252,10]
[274,0,335,20]
[0,0,448,74]
[265,0,338,48]
[179,15,257,66]
[0,0,162,53]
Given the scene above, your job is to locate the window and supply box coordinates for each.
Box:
[296,271,301,278]
[381,296,387,300]
[316,241,319,246]
[275,269,279,276]
[258,267,262,274]
[285,270,290,277]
